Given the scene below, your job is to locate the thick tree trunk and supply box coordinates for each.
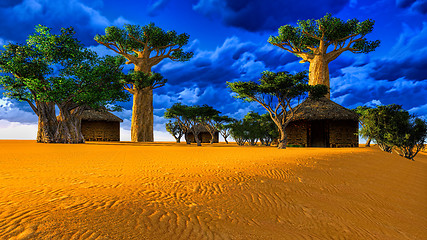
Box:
[308,56,330,99]
[277,128,287,149]
[54,107,84,144]
[131,88,154,142]
[36,102,57,143]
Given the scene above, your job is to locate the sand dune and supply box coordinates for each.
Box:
[0,140,426,239]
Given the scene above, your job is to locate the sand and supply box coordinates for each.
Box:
[0,140,426,240]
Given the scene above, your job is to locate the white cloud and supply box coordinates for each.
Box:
[0,119,37,139]
[0,98,38,123]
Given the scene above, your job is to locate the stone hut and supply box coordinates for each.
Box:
[286,97,359,147]
[80,109,123,141]
[185,124,219,143]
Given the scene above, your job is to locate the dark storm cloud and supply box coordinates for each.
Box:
[193,0,349,32]
[370,22,427,81]
[0,0,126,46]
[0,0,24,8]
[396,0,427,14]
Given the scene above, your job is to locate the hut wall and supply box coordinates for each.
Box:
[285,120,308,147]
[81,120,120,141]
[186,131,219,143]
[328,120,358,147]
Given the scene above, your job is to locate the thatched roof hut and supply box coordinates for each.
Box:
[81,109,123,141]
[80,109,123,122]
[286,97,359,147]
[290,97,359,121]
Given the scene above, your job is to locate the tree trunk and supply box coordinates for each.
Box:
[36,102,57,143]
[55,107,84,144]
[224,137,229,144]
[309,56,330,99]
[366,138,371,147]
[277,128,287,149]
[191,129,202,146]
[131,87,154,142]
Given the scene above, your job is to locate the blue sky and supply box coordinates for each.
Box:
[0,0,426,141]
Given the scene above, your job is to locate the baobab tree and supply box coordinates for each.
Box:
[269,13,380,98]
[95,23,193,142]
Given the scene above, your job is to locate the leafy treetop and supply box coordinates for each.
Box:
[268,13,380,62]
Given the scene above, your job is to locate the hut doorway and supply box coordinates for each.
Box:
[309,121,329,147]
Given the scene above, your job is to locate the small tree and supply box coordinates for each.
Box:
[243,111,264,146]
[229,120,251,146]
[353,106,372,146]
[259,113,280,146]
[391,117,426,161]
[269,13,380,98]
[95,23,193,142]
[214,116,235,144]
[227,71,327,149]
[165,120,184,143]
[165,103,203,146]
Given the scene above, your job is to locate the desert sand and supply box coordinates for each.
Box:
[0,140,425,240]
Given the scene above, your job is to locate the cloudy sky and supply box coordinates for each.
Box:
[0,0,426,141]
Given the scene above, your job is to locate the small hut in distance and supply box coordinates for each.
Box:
[185,124,219,143]
[80,109,123,141]
[286,97,359,147]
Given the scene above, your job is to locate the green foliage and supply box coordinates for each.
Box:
[0,25,129,109]
[268,13,380,55]
[357,104,427,160]
[229,112,279,146]
[124,71,167,90]
[165,120,184,143]
[94,23,193,62]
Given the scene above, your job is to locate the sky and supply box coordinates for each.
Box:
[0,0,426,142]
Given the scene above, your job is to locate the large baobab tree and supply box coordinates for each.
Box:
[95,23,193,142]
[269,13,380,98]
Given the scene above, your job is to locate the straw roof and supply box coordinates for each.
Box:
[187,124,218,133]
[80,109,123,122]
[289,97,359,121]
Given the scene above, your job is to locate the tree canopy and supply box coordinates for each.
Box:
[0,25,129,143]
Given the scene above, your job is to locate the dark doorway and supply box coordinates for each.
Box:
[309,121,328,147]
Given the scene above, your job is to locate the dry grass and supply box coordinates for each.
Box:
[0,140,426,239]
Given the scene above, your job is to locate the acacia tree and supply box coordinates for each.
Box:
[165,103,203,146]
[228,71,327,149]
[214,116,235,144]
[0,25,129,143]
[259,113,280,146]
[165,120,184,143]
[95,23,193,142]
[269,13,380,98]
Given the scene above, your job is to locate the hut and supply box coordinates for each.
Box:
[80,109,123,141]
[185,124,219,143]
[285,97,359,147]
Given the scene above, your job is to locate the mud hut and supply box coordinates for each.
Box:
[185,124,219,143]
[286,97,359,147]
[80,109,123,141]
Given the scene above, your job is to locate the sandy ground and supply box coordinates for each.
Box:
[0,141,426,240]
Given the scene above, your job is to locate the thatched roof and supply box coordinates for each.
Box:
[80,109,123,122]
[187,124,218,133]
[289,97,359,121]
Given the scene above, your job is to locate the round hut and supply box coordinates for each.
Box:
[185,124,219,143]
[286,97,359,147]
[80,109,123,141]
